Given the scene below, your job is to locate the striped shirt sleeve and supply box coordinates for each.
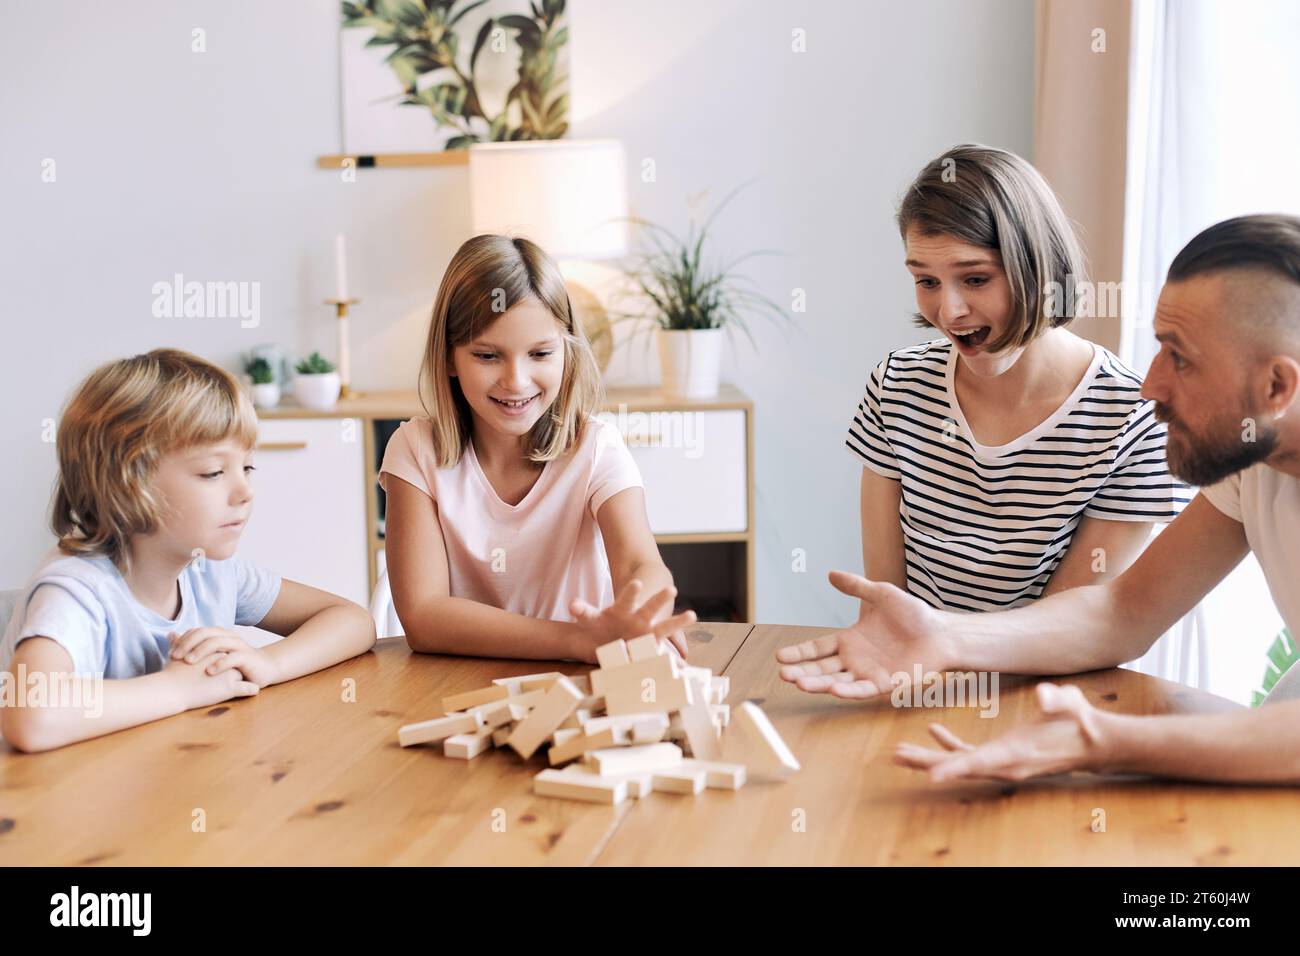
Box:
[1083,404,1192,523]
[845,356,900,480]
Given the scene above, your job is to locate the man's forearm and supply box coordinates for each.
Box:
[954,581,1161,675]
[1094,700,1300,783]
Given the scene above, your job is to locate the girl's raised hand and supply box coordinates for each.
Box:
[569,580,696,659]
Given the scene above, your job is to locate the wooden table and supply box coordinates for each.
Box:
[2,623,1293,866]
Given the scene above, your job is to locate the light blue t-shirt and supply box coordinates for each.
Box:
[0,549,281,678]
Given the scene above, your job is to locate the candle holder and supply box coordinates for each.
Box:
[324,298,359,399]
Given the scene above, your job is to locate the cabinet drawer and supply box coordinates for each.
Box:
[238,417,369,605]
[599,408,748,534]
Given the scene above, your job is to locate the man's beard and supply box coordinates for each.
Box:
[1158,403,1278,486]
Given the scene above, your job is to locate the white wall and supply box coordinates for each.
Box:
[0,0,1035,630]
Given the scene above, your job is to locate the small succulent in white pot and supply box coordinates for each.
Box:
[293,352,341,410]
[244,356,281,410]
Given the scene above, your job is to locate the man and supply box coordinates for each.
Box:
[778,213,1300,784]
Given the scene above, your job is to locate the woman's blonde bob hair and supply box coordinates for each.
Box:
[897,144,1088,354]
[418,234,602,466]
[52,348,258,570]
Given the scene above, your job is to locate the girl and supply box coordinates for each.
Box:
[0,349,376,752]
[381,234,695,662]
[841,144,1191,614]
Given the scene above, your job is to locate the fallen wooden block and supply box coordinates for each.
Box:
[444,724,495,759]
[678,674,722,761]
[595,639,630,670]
[589,742,682,776]
[507,676,584,760]
[491,726,513,747]
[548,726,619,766]
[582,712,668,736]
[680,758,747,790]
[398,712,480,747]
[626,634,665,662]
[725,701,800,777]
[534,767,627,805]
[651,764,707,794]
[602,654,691,716]
[492,671,567,696]
[442,683,510,714]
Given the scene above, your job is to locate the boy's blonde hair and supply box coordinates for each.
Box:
[52,348,258,569]
[897,144,1088,354]
[418,234,602,466]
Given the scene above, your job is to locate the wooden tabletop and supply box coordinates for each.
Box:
[1,623,1292,866]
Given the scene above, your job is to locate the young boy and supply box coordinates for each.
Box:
[0,348,376,752]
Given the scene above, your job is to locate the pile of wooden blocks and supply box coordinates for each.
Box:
[397,635,800,805]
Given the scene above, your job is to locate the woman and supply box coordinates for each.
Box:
[845,144,1190,611]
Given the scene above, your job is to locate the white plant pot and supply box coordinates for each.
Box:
[657,328,723,399]
[251,382,281,410]
[294,372,341,410]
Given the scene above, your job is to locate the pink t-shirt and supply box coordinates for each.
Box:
[378,416,643,622]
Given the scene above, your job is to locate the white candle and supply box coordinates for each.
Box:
[334,234,349,301]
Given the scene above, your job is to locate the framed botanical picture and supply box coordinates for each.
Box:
[339,0,569,157]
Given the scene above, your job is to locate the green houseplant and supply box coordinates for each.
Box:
[341,0,569,150]
[294,352,341,410]
[611,185,787,398]
[243,355,280,410]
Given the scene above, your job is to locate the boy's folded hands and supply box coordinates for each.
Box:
[568,579,696,661]
[167,627,282,691]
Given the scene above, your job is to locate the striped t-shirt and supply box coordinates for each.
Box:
[845,339,1191,611]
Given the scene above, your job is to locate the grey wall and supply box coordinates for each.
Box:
[0,0,1035,627]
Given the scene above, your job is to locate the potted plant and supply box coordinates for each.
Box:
[614,186,786,398]
[294,352,341,410]
[243,356,280,410]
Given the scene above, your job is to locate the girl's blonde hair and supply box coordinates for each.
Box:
[418,234,602,466]
[897,144,1088,354]
[52,348,258,569]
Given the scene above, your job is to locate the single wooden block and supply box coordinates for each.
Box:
[551,728,582,747]
[534,767,627,805]
[678,675,722,761]
[548,726,619,766]
[582,712,668,735]
[710,676,730,705]
[603,654,691,716]
[398,712,480,747]
[507,676,584,760]
[726,701,801,777]
[492,671,566,695]
[491,726,513,747]
[680,758,747,790]
[589,669,607,697]
[520,672,569,693]
[444,724,495,759]
[590,742,682,776]
[651,765,707,795]
[595,639,631,670]
[626,634,664,662]
[442,684,510,715]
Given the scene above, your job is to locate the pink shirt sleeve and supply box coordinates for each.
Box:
[588,420,644,519]
[378,420,434,500]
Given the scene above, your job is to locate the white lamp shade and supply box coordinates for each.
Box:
[468,139,628,260]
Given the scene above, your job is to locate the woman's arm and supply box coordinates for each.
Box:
[385,475,586,660]
[1041,516,1154,596]
[253,579,376,684]
[1,636,258,753]
[860,467,908,589]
